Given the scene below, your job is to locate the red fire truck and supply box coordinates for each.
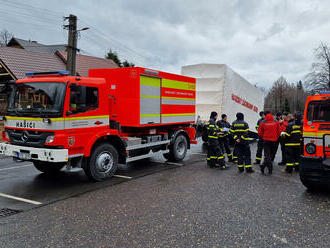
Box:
[300,91,330,190]
[0,68,197,181]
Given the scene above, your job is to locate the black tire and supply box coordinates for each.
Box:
[300,173,320,191]
[33,161,65,174]
[84,143,118,182]
[162,152,170,160]
[166,134,188,162]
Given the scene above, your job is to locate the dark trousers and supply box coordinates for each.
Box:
[271,139,280,162]
[285,146,300,172]
[207,144,224,168]
[219,137,232,160]
[279,139,287,163]
[233,144,238,161]
[237,144,252,170]
[255,138,263,162]
[263,141,277,171]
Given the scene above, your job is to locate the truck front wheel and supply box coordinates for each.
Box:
[84,143,118,181]
[33,161,65,174]
[165,134,188,162]
[300,175,320,191]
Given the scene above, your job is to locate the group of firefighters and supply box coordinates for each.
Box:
[206,110,303,174]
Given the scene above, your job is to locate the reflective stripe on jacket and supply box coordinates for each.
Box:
[283,120,302,146]
[207,119,220,145]
[231,119,250,144]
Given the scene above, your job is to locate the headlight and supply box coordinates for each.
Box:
[45,135,55,144]
[305,143,316,154]
[3,131,9,140]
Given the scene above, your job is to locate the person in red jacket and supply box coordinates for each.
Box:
[258,113,281,174]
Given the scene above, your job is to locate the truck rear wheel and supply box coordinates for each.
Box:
[33,161,65,174]
[165,134,188,162]
[84,143,118,182]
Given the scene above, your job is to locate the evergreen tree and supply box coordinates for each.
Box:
[105,50,134,68]
[105,49,122,67]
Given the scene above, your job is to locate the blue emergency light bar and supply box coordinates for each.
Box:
[318,91,330,95]
[25,71,70,77]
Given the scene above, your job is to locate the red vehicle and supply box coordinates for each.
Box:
[300,91,330,189]
[0,68,197,181]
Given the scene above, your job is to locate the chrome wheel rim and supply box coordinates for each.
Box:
[177,141,186,156]
[96,152,113,174]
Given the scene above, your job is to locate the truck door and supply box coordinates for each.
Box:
[65,83,108,155]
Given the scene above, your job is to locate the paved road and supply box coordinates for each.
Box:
[0,141,330,247]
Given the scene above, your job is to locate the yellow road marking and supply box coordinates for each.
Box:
[0,192,42,205]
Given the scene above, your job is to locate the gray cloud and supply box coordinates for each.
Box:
[0,0,328,88]
[256,23,286,42]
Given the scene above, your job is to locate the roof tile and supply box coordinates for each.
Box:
[0,47,66,79]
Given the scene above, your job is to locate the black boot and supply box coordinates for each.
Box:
[281,167,293,174]
[260,164,265,174]
[253,160,261,165]
[207,161,215,168]
[221,164,228,169]
[268,164,273,175]
[246,167,255,173]
[238,167,244,173]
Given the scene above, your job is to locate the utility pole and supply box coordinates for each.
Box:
[64,15,77,76]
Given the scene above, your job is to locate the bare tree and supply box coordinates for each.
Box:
[264,76,307,114]
[305,42,330,91]
[0,29,13,47]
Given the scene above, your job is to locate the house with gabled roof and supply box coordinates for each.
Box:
[0,37,118,84]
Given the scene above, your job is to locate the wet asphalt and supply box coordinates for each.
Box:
[0,141,330,247]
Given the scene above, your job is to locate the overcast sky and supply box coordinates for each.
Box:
[0,0,328,88]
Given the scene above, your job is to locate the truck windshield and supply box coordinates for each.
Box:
[7,82,66,117]
[307,100,330,122]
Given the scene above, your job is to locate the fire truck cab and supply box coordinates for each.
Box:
[0,68,197,181]
[300,91,330,190]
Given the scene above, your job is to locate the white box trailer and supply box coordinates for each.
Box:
[181,64,264,137]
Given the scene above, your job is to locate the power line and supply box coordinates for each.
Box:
[0,10,60,26]
[79,19,165,65]
[0,0,166,66]
[0,0,63,20]
[82,35,145,65]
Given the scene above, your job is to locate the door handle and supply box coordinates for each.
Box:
[94,121,103,125]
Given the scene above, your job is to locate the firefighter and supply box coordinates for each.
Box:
[277,112,288,165]
[231,112,254,173]
[258,113,281,174]
[281,113,302,173]
[253,111,265,165]
[217,114,233,162]
[206,111,226,169]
